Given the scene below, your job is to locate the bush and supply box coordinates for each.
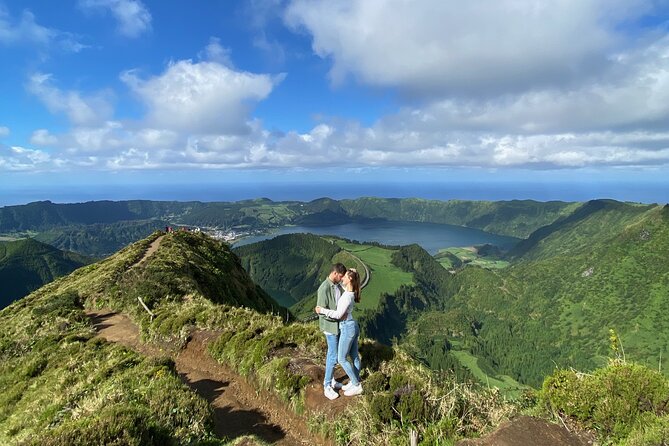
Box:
[624,413,669,446]
[540,363,669,442]
[31,404,172,446]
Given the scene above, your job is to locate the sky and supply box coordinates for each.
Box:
[1,0,669,204]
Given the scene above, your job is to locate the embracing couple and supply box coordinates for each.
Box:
[315,263,363,400]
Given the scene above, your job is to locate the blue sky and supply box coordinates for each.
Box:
[1,0,669,203]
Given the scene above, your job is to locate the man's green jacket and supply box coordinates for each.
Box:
[317,278,341,335]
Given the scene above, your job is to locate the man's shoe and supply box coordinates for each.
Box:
[324,386,339,400]
[331,379,343,390]
[344,384,363,396]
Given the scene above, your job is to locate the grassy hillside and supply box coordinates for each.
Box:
[339,197,582,238]
[233,233,342,307]
[34,219,168,257]
[407,202,669,387]
[178,199,300,229]
[238,234,417,319]
[0,230,521,445]
[0,200,194,232]
[0,239,90,309]
[0,232,232,444]
[3,228,667,445]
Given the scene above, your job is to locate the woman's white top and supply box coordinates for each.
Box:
[322,290,354,321]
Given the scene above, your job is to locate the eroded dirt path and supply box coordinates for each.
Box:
[133,234,165,268]
[87,310,316,445]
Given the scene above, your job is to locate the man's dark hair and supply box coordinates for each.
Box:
[331,263,347,275]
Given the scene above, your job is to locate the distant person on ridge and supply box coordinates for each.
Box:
[316,263,346,400]
[316,268,363,397]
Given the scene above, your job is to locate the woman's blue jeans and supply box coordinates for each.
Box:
[338,320,361,385]
[324,333,339,387]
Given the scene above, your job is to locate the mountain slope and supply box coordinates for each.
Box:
[407,202,669,387]
[508,199,654,260]
[0,200,195,232]
[339,197,582,238]
[0,231,287,444]
[1,230,521,445]
[34,219,169,257]
[0,238,90,309]
[234,233,342,307]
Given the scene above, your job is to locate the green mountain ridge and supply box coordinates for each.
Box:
[0,230,520,445]
[0,238,90,309]
[233,233,342,307]
[34,219,169,257]
[1,197,583,244]
[409,201,669,387]
[0,231,285,444]
[3,228,669,445]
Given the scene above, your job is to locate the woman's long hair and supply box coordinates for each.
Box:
[347,269,361,303]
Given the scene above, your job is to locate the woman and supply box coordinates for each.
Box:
[315,268,363,396]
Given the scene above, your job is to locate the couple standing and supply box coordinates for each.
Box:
[315,263,363,400]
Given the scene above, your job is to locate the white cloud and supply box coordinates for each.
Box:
[370,35,669,135]
[285,0,652,97]
[12,14,669,173]
[18,116,669,172]
[27,73,114,126]
[0,145,54,171]
[30,129,57,146]
[200,37,233,66]
[0,126,9,138]
[0,6,86,52]
[79,0,151,38]
[121,60,283,134]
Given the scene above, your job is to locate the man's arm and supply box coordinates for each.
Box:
[316,281,328,308]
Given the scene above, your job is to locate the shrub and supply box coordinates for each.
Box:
[30,404,172,446]
[624,413,669,446]
[540,363,669,442]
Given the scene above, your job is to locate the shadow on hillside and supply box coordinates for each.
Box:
[181,377,286,443]
[88,311,116,331]
[360,340,394,371]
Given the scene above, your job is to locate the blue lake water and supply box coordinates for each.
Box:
[233,220,520,254]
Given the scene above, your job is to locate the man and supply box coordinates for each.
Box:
[316,263,347,400]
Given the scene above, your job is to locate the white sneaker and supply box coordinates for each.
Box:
[331,379,343,390]
[344,383,363,396]
[342,381,354,391]
[324,385,339,400]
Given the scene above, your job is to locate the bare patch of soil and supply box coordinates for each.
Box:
[456,416,595,446]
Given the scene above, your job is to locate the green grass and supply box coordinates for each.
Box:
[333,240,414,312]
[450,350,527,399]
[0,289,217,445]
[435,247,509,270]
[0,229,551,445]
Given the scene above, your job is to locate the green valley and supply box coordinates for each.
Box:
[0,238,90,309]
[234,233,414,318]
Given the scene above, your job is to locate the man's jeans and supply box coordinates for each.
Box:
[324,332,339,387]
[338,320,361,385]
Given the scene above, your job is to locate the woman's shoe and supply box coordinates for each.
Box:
[342,381,354,391]
[324,385,339,400]
[344,384,363,396]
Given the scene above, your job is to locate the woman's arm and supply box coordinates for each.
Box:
[320,293,351,320]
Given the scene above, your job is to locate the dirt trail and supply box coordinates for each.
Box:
[87,310,318,445]
[133,234,165,267]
